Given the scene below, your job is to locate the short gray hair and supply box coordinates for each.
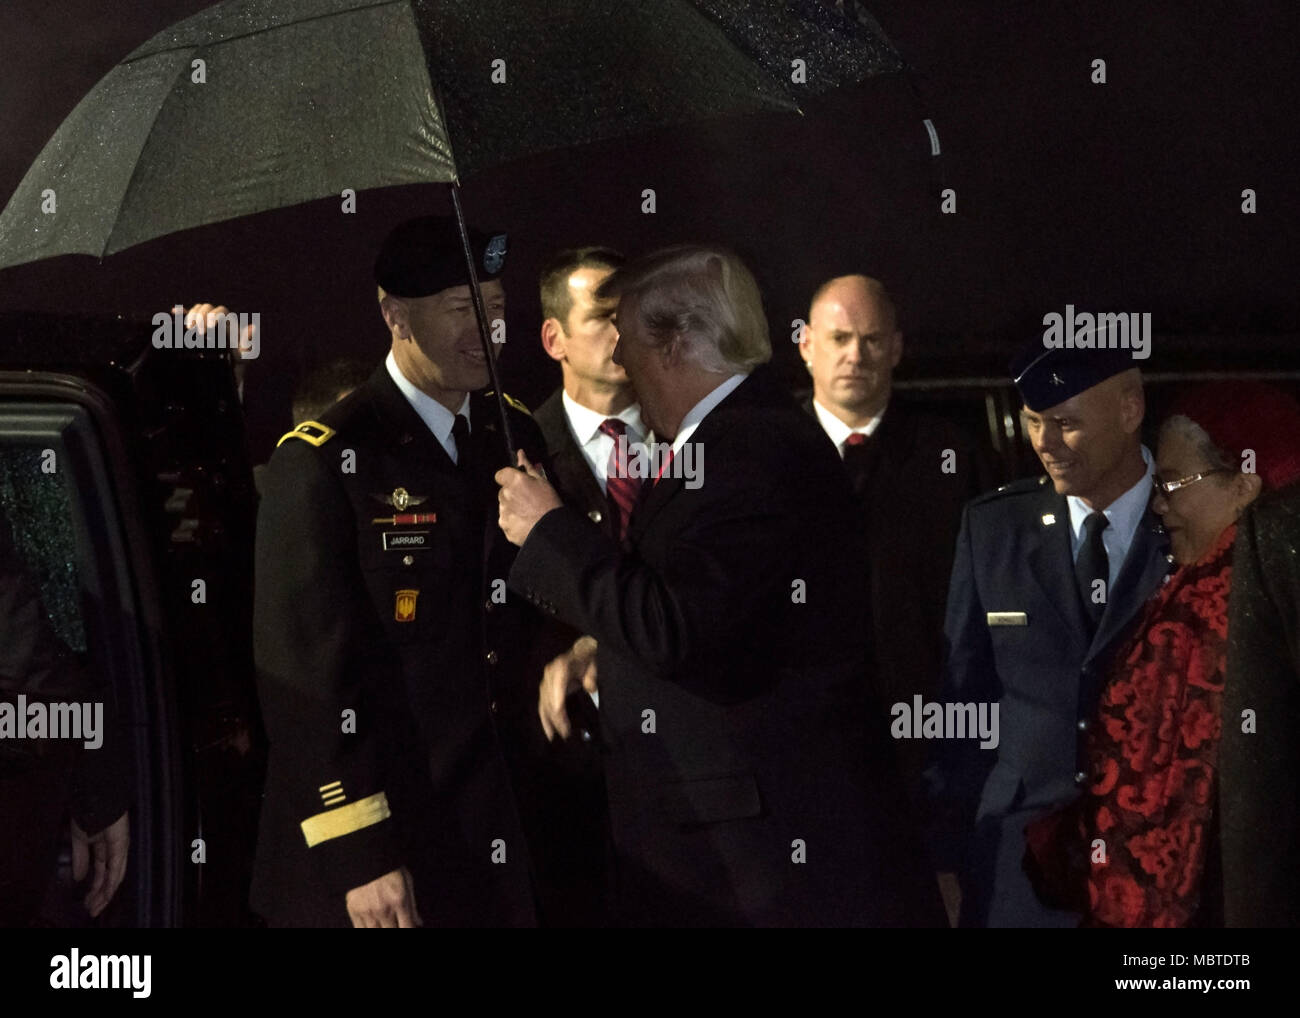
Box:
[596,245,771,374]
[1159,413,1234,473]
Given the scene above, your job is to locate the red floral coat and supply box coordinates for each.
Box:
[1024,523,1235,927]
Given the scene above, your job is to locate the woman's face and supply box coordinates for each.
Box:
[1153,429,1248,564]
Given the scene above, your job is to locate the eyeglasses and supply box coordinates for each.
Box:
[1152,469,1232,495]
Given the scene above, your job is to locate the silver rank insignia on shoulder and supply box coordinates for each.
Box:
[372,487,428,512]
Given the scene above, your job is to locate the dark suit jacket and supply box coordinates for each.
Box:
[510,368,944,927]
[250,364,548,927]
[932,473,1171,927]
[521,388,612,925]
[533,389,619,541]
[802,395,997,812]
[1221,484,1300,927]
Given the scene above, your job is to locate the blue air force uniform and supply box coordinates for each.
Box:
[928,343,1172,927]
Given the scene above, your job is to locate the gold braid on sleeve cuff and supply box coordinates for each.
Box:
[300,791,391,847]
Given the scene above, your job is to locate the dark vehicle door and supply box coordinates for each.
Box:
[0,310,262,927]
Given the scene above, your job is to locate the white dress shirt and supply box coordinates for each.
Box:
[811,398,885,456]
[561,390,645,495]
[672,373,748,454]
[385,350,470,464]
[1066,445,1156,589]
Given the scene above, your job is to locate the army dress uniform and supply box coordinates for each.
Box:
[249,360,549,927]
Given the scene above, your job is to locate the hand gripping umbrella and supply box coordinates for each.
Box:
[0,0,902,453]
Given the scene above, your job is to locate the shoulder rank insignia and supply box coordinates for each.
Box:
[486,390,531,416]
[277,420,336,447]
[371,487,428,512]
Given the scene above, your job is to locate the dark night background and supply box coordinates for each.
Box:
[1,1,1296,461]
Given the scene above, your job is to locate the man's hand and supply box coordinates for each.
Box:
[496,450,562,547]
[71,811,129,918]
[539,636,599,741]
[184,302,257,359]
[345,866,422,928]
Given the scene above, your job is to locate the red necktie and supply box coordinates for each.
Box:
[599,418,643,538]
[653,444,676,485]
[841,431,873,496]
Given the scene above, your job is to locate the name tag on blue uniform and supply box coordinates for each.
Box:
[986,611,1028,626]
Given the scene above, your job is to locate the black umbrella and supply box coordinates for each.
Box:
[0,0,902,450]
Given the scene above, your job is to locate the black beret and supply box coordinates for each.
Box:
[1010,308,1149,410]
[374,215,508,298]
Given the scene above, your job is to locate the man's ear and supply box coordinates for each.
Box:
[798,322,813,365]
[660,333,685,368]
[1120,380,1146,435]
[540,318,567,363]
[380,295,410,339]
[889,330,904,369]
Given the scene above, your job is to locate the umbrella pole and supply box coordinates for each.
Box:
[448,180,517,460]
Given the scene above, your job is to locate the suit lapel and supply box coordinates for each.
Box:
[627,378,751,540]
[872,401,910,468]
[854,404,908,495]
[535,390,618,537]
[555,438,609,517]
[367,363,459,473]
[1026,490,1091,645]
[1086,503,1171,665]
[627,465,684,543]
[800,393,900,500]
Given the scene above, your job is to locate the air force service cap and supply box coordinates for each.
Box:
[1010,339,1137,412]
[374,215,508,298]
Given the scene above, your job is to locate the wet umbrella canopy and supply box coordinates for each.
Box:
[0,0,901,450]
[0,0,901,266]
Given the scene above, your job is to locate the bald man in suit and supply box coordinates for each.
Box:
[799,275,995,822]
